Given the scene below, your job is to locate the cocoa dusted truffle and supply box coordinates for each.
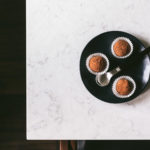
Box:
[116,78,133,95]
[113,40,131,57]
[89,56,106,72]
[86,53,109,75]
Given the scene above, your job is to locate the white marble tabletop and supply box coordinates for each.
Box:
[27,0,150,139]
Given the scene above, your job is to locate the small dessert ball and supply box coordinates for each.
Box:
[116,78,133,95]
[89,56,106,72]
[113,40,131,57]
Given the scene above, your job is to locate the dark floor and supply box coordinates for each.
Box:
[0,0,59,149]
[1,1,150,150]
[0,95,59,150]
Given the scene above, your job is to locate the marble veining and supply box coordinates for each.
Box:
[27,0,150,139]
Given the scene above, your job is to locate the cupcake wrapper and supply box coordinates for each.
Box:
[86,53,109,75]
[111,37,133,59]
[112,76,136,98]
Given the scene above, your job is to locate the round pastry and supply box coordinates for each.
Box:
[112,76,136,98]
[86,53,109,75]
[89,56,106,72]
[116,78,133,95]
[111,37,133,59]
[113,40,130,57]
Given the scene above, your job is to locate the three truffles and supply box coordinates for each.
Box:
[86,36,136,98]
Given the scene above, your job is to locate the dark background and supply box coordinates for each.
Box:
[1,0,150,150]
[0,0,59,149]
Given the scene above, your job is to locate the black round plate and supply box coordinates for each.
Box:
[80,31,150,103]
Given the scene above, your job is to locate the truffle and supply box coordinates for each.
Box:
[89,56,106,72]
[113,40,131,57]
[116,78,133,95]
